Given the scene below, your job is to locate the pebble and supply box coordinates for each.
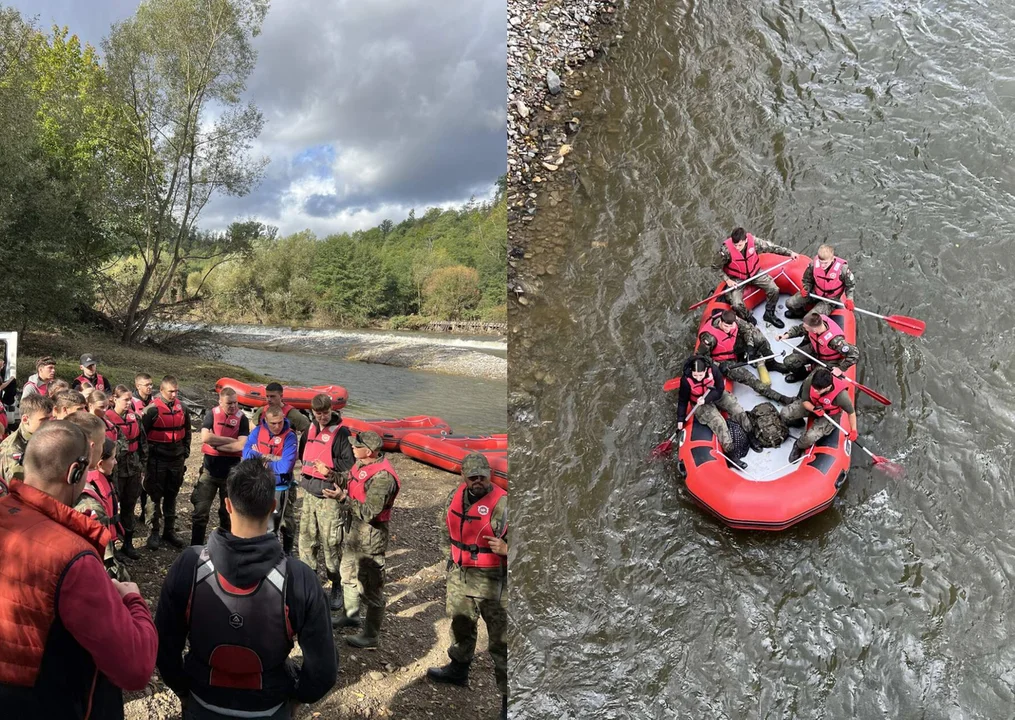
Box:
[368,671,385,681]
[546,68,562,95]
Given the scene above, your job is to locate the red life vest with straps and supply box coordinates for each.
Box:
[447,483,507,569]
[24,379,48,396]
[812,256,848,298]
[809,376,850,416]
[106,408,140,453]
[75,373,109,392]
[80,469,122,543]
[701,312,738,362]
[131,395,151,414]
[301,422,342,480]
[253,424,294,458]
[687,371,716,403]
[805,315,847,363]
[101,414,119,445]
[186,546,293,692]
[201,407,245,458]
[347,458,400,524]
[722,233,760,280]
[148,397,187,444]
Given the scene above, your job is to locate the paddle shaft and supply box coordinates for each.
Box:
[821,412,876,460]
[776,338,890,405]
[688,257,795,311]
[818,296,925,336]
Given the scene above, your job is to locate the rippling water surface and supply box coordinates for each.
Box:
[510,1,1015,717]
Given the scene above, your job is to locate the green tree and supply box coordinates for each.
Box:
[423,265,481,319]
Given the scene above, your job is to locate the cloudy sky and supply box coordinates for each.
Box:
[11,0,506,236]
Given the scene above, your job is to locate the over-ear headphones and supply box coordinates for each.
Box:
[66,425,89,486]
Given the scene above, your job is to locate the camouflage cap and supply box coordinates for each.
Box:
[461,452,491,479]
[352,430,384,453]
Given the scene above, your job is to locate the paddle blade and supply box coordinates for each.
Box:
[872,455,906,479]
[663,377,681,392]
[854,381,892,406]
[651,439,675,459]
[687,297,711,312]
[886,315,926,337]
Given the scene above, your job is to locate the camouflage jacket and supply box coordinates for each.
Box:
[440,485,507,600]
[0,423,31,493]
[784,324,860,371]
[341,456,398,556]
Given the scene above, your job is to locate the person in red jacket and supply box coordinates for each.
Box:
[0,420,157,718]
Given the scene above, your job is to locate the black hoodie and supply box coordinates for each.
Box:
[675,357,725,425]
[155,530,337,711]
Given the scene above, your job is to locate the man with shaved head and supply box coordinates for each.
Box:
[242,405,299,554]
[0,421,157,716]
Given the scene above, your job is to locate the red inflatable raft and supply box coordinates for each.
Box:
[400,432,508,490]
[215,378,347,411]
[676,254,856,531]
[343,416,451,451]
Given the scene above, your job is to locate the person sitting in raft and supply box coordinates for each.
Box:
[711,227,798,329]
[776,311,859,383]
[784,244,856,319]
[697,308,795,406]
[674,355,755,469]
[779,368,858,463]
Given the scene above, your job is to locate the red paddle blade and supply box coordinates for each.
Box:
[651,439,675,459]
[871,455,906,479]
[854,381,892,406]
[663,377,681,392]
[886,315,926,337]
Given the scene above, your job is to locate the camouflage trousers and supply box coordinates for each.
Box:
[445,568,508,695]
[781,339,820,377]
[299,492,345,578]
[694,392,752,454]
[780,401,835,449]
[190,469,231,545]
[784,293,837,319]
[143,455,186,532]
[721,363,788,404]
[728,273,780,320]
[341,550,385,618]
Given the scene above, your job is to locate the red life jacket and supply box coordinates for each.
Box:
[101,414,119,445]
[701,312,738,362]
[446,483,507,569]
[201,407,245,458]
[805,314,847,363]
[75,373,109,392]
[722,233,760,280]
[253,424,295,458]
[812,256,848,298]
[80,469,121,543]
[687,371,716,403]
[23,380,48,396]
[0,407,6,441]
[301,422,342,479]
[148,397,187,444]
[106,408,140,453]
[809,376,850,416]
[347,458,400,524]
[131,394,151,414]
[186,546,293,692]
[0,481,109,710]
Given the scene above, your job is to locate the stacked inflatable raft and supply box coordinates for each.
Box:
[677,254,856,531]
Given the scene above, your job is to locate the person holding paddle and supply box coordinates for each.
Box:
[712,227,798,328]
[674,355,754,468]
[780,368,858,463]
[777,311,859,383]
[784,244,856,318]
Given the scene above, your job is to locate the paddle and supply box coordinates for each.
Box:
[688,257,795,311]
[775,339,892,406]
[820,297,926,337]
[661,352,783,392]
[822,413,905,479]
[651,406,698,459]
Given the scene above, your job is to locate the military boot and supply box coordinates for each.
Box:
[162,521,186,549]
[748,432,764,454]
[146,524,162,551]
[327,573,343,613]
[788,444,805,463]
[762,309,785,329]
[120,531,141,561]
[766,358,788,374]
[332,609,362,629]
[728,455,748,471]
[426,659,470,687]
[345,606,382,648]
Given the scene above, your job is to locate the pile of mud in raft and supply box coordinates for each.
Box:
[216,378,507,490]
[660,230,923,531]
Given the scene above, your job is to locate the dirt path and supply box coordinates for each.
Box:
[123,441,502,720]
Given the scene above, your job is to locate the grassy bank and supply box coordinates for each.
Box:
[17,328,281,404]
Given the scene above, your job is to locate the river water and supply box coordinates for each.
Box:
[510,1,1015,717]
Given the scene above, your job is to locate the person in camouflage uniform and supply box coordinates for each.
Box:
[329,431,400,649]
[674,355,753,469]
[784,244,857,319]
[697,308,795,405]
[105,385,147,560]
[712,227,799,328]
[780,368,859,463]
[298,393,355,619]
[777,311,860,382]
[253,383,311,551]
[0,394,54,493]
[427,452,508,720]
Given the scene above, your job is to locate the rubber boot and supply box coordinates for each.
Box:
[763,309,785,329]
[332,608,362,629]
[728,455,748,470]
[121,531,141,561]
[426,659,470,687]
[345,606,382,648]
[748,433,764,454]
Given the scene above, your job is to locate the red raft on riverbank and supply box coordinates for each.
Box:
[215,378,348,411]
[676,254,856,531]
[343,416,451,450]
[400,432,508,490]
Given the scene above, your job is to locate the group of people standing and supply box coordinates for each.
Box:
[675,228,864,466]
[0,354,509,719]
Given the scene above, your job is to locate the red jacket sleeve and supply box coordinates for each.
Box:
[57,553,158,691]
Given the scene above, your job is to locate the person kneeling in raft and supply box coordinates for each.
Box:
[776,311,859,383]
[675,356,756,469]
[698,308,795,406]
[779,368,858,463]
[784,244,857,319]
[712,227,798,328]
